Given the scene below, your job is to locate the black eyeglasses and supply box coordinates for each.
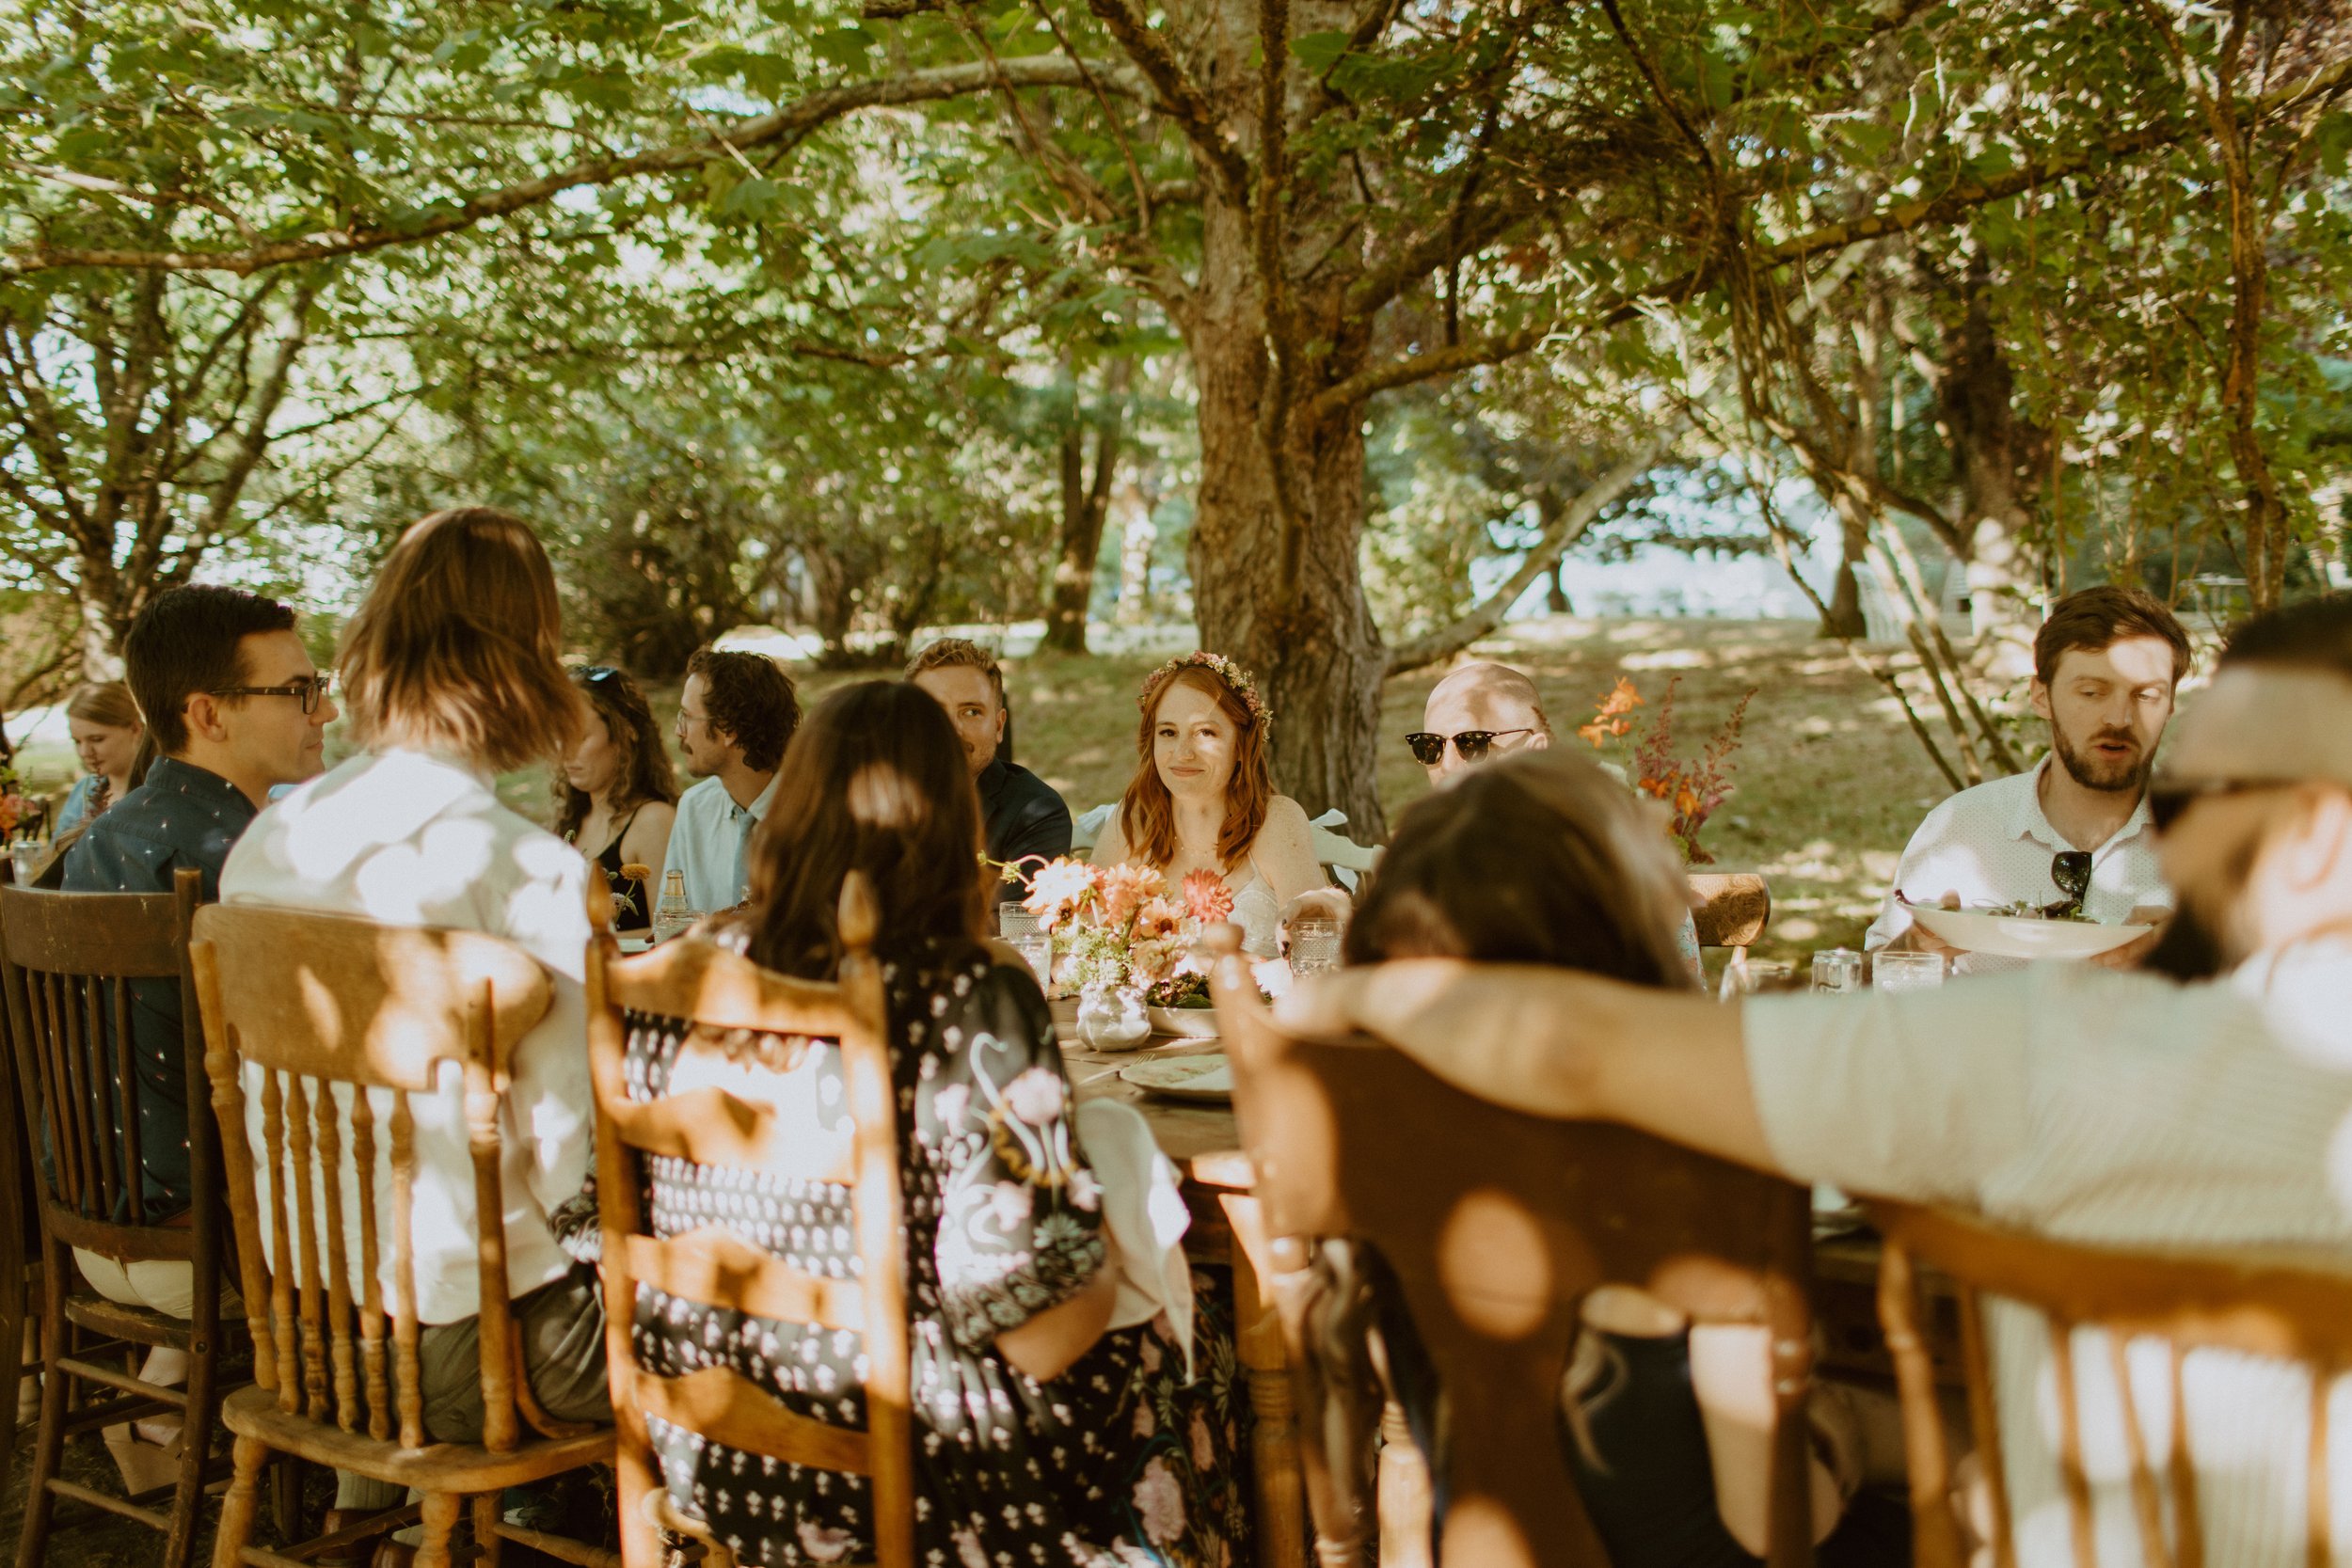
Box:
[2148,776,2296,832]
[2045,850,2093,918]
[1406,729,1534,767]
[212,673,334,716]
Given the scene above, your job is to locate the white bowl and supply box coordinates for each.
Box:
[1904,901,2151,961]
[1148,1005,1220,1039]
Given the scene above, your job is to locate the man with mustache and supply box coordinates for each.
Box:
[1866,584,2188,974]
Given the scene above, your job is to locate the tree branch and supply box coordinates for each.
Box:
[1081,0,1252,204]
[2,57,1120,277]
[1385,439,1665,674]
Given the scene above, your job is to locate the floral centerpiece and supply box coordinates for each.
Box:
[1019,859,1234,992]
[1017,859,1242,1049]
[1579,675,1755,864]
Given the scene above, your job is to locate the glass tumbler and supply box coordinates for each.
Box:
[1811,948,1863,994]
[1873,951,1946,993]
[1286,918,1343,976]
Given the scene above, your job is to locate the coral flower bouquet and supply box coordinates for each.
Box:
[1018,859,1236,994]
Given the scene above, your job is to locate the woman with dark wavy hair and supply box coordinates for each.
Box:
[554,665,676,933]
[623,680,1248,1566]
[1094,652,1341,957]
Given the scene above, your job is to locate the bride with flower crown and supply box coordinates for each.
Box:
[1093,653,1347,958]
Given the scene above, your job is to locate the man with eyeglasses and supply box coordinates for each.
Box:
[1866,585,2187,975]
[59,583,334,1490]
[1289,593,2352,1567]
[663,645,801,912]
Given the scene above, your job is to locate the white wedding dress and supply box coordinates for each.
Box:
[1225,858,1281,958]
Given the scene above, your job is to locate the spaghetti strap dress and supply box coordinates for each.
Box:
[588,807,650,933]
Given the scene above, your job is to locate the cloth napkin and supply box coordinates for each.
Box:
[1074,1098,1196,1379]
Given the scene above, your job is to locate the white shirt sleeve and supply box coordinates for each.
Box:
[489,832,596,1220]
[1741,973,2042,1203]
[1863,802,1952,952]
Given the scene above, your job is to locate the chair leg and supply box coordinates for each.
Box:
[414,1493,462,1568]
[14,1252,68,1568]
[164,1329,220,1568]
[472,1492,503,1568]
[269,1453,307,1542]
[0,1266,24,1481]
[213,1436,271,1568]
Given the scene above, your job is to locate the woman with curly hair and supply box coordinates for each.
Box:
[555,664,677,933]
[1093,652,1343,957]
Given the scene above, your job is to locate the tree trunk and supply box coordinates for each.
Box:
[1041,358,1133,656]
[1182,207,1389,833]
[1935,261,2048,674]
[1820,512,1869,639]
[1546,562,1571,615]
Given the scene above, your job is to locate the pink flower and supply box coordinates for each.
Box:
[1132,1400,1155,1438]
[1190,1411,1216,1471]
[1099,863,1164,930]
[952,1527,989,1568]
[1023,858,1101,932]
[1183,869,1234,925]
[1003,1067,1066,1127]
[1133,1455,1185,1544]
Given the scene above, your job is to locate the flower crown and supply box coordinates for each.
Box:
[1138,651,1272,732]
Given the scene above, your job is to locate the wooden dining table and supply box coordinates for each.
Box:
[1056,1006,1314,1568]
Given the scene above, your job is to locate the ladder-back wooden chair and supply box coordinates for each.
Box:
[191,901,618,1568]
[587,872,911,1568]
[0,867,231,1568]
[1210,935,1817,1568]
[1872,1198,2352,1568]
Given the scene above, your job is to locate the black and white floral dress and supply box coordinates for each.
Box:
[622,939,1252,1567]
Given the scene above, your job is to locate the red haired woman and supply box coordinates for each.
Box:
[1094,653,1343,957]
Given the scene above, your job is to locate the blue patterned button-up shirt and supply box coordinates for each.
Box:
[60,756,257,1218]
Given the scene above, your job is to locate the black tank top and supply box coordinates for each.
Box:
[588,807,650,933]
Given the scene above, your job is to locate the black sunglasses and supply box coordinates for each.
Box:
[2148,777,2296,832]
[1406,729,1534,767]
[580,665,624,685]
[212,673,334,716]
[2045,850,2093,918]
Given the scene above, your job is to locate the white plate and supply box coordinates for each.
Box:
[1148,1005,1219,1040]
[1904,901,2150,960]
[1119,1053,1232,1102]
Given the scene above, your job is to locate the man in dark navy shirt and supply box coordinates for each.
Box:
[64,585,338,1225]
[907,638,1073,901]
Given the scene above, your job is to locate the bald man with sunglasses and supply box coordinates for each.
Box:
[1295,594,2352,1568]
[1409,662,1554,781]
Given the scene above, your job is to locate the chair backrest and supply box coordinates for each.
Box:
[0,869,214,1261]
[586,872,913,1568]
[1689,872,1771,950]
[1212,940,1816,1568]
[1871,1198,2352,1568]
[189,902,551,1451]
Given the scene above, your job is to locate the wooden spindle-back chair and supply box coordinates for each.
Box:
[1210,937,1817,1568]
[0,867,230,1568]
[1871,1198,2352,1568]
[586,873,912,1568]
[191,902,618,1568]
[0,854,48,1484]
